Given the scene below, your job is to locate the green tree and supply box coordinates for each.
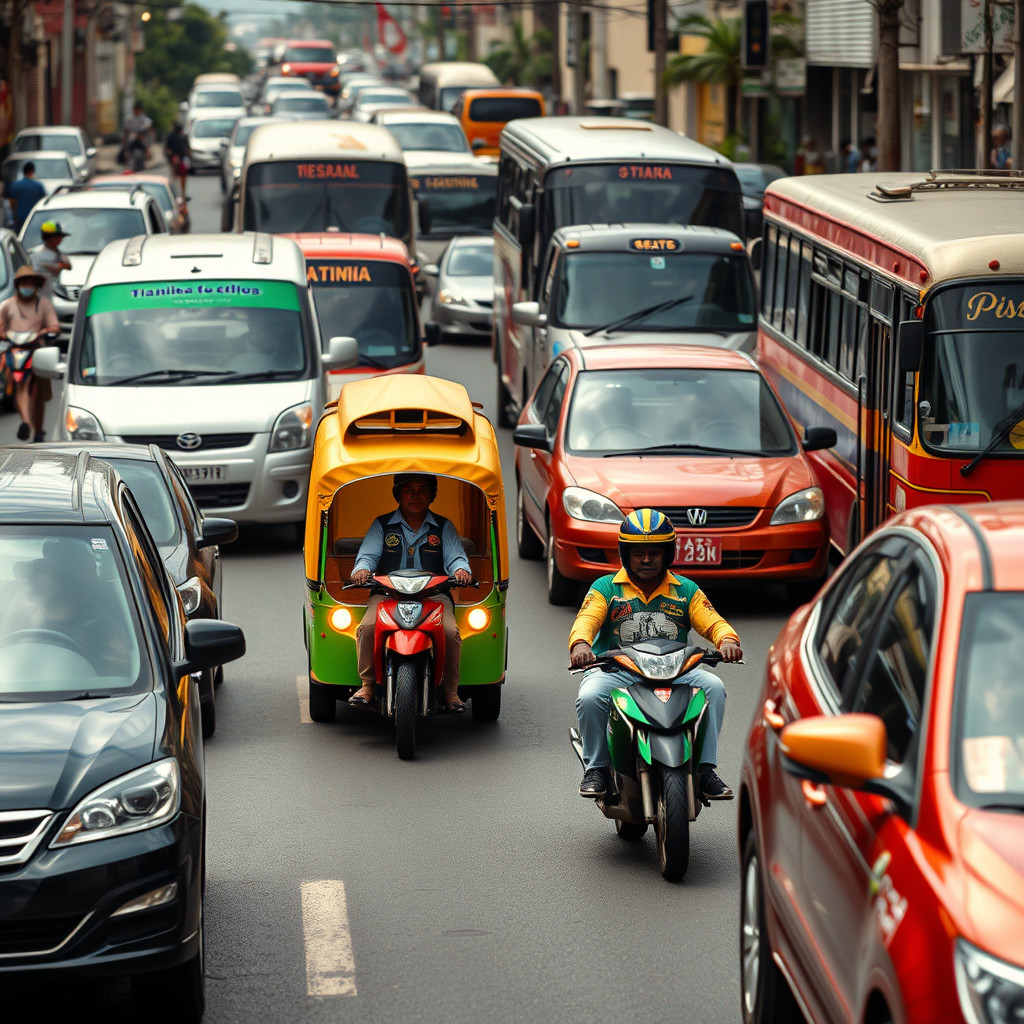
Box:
[484,20,552,89]
[136,4,251,106]
[663,12,801,138]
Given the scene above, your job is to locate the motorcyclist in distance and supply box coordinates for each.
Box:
[569,509,743,800]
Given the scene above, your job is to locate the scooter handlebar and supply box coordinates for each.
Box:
[341,577,479,591]
[567,646,742,673]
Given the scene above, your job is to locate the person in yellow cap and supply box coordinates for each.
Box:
[28,220,72,299]
[568,508,743,800]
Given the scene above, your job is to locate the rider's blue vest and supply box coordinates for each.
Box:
[373,512,451,575]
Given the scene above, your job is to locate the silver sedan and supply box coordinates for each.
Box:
[427,236,494,341]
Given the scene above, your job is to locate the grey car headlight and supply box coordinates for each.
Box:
[269,403,313,452]
[769,487,824,525]
[955,938,1024,1024]
[65,406,105,441]
[51,759,180,847]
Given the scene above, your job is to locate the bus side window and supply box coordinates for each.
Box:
[784,237,801,338]
[497,154,514,226]
[762,224,777,324]
[794,244,811,348]
[772,228,788,330]
[541,247,559,306]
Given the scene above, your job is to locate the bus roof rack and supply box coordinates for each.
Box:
[871,168,1024,201]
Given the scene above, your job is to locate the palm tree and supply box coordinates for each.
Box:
[663,12,801,140]
[485,20,552,89]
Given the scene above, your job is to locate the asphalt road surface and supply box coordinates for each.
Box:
[1,167,798,1023]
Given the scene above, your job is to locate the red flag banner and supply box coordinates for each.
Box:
[376,3,407,56]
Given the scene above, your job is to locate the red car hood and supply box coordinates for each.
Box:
[958,809,1024,949]
[286,62,335,73]
[563,453,814,510]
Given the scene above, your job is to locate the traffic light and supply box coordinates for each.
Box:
[742,0,770,70]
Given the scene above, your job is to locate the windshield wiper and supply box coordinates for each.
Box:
[583,295,693,337]
[61,692,113,701]
[216,369,303,383]
[109,368,235,386]
[603,442,757,458]
[358,354,390,370]
[960,398,1024,476]
[300,199,326,232]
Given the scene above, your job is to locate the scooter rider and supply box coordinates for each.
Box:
[569,509,743,800]
[349,473,472,712]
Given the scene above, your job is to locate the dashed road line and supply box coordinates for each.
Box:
[301,880,357,997]
[297,674,311,724]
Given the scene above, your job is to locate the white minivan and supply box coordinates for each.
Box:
[35,232,356,536]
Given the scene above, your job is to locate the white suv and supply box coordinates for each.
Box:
[18,184,168,336]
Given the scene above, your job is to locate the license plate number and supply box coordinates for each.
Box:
[676,536,722,566]
[181,465,227,483]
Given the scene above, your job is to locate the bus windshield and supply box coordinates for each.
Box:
[412,172,496,236]
[554,252,756,332]
[545,164,743,238]
[307,260,419,368]
[921,284,1024,456]
[243,160,412,240]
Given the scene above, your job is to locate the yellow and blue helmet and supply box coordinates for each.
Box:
[618,508,676,573]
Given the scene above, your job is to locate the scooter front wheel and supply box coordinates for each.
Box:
[394,661,418,760]
[655,766,690,881]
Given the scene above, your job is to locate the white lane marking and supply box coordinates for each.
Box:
[301,880,357,997]
[297,674,311,724]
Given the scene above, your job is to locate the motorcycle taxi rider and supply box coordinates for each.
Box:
[569,509,743,800]
[348,473,472,713]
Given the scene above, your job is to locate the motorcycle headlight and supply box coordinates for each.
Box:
[388,574,431,595]
[770,487,824,526]
[439,289,465,305]
[563,486,621,524]
[178,576,202,615]
[628,648,688,680]
[51,759,180,847]
[65,406,105,441]
[269,402,313,452]
[394,601,424,627]
[955,938,1024,1024]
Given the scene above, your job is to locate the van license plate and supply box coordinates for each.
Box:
[182,465,227,483]
[676,536,722,566]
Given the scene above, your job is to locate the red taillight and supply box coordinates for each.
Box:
[654,688,672,703]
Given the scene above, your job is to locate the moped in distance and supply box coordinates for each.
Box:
[0,329,59,413]
[570,639,737,881]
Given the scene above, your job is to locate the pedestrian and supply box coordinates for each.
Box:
[799,136,825,175]
[992,125,1012,169]
[5,162,46,233]
[164,121,192,198]
[859,137,877,173]
[28,221,72,300]
[122,102,153,171]
[840,139,860,174]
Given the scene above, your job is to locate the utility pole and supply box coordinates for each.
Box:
[592,3,607,100]
[1013,0,1024,169]
[62,0,74,123]
[572,0,586,113]
[653,0,668,125]
[980,0,993,167]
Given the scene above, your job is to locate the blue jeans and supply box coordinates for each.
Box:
[575,665,726,772]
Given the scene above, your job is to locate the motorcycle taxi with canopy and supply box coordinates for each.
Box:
[303,375,510,751]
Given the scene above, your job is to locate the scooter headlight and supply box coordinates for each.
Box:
[629,648,688,680]
[394,602,424,627]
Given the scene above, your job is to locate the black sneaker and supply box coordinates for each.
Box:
[699,766,734,801]
[16,422,30,441]
[579,767,610,798]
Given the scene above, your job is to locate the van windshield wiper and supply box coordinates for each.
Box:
[603,442,758,458]
[583,295,693,337]
[61,692,113,701]
[216,369,303,383]
[109,368,234,386]
[960,398,1024,476]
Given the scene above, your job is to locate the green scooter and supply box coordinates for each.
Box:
[570,639,731,882]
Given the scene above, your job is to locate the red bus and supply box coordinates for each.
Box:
[759,170,1024,556]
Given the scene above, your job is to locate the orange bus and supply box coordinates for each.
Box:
[758,170,1024,557]
[283,233,438,401]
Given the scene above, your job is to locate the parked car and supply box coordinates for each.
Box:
[89,173,189,233]
[19,184,169,336]
[370,108,471,155]
[512,344,836,605]
[269,91,333,120]
[186,112,240,173]
[739,500,1024,1024]
[11,125,97,180]
[0,445,245,1022]
[1,151,78,196]
[42,441,238,736]
[427,235,494,341]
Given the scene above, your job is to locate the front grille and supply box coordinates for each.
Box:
[722,550,764,569]
[0,810,53,867]
[189,482,249,509]
[0,915,85,956]
[122,433,253,451]
[656,506,760,529]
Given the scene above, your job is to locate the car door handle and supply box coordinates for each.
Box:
[763,698,785,732]
[801,780,827,808]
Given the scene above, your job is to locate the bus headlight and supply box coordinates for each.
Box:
[269,403,313,452]
[770,487,824,525]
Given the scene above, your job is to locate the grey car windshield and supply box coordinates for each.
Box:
[0,526,143,699]
[566,368,795,455]
[553,251,756,332]
[273,95,330,113]
[104,459,181,550]
[14,133,82,156]
[955,592,1024,806]
[21,207,146,252]
[195,90,243,108]
[91,181,174,217]
[447,241,493,276]
[386,123,468,153]
[192,118,237,139]
[2,156,73,182]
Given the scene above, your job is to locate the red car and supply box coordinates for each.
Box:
[277,39,341,96]
[739,501,1024,1024]
[512,345,836,605]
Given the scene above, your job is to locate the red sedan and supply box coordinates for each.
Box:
[512,345,836,605]
[739,501,1024,1024]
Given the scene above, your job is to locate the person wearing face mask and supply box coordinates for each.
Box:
[0,265,59,441]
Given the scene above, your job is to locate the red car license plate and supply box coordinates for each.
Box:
[676,535,722,566]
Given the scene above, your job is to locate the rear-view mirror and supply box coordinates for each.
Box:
[178,619,246,675]
[323,335,359,371]
[32,346,65,380]
[86,147,97,158]
[780,714,886,789]
[512,423,552,453]
[471,138,486,151]
[422,264,439,278]
[802,426,837,452]
[897,320,924,372]
[197,517,238,549]
[511,301,546,328]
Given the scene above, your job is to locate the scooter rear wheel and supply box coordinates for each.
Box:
[655,766,690,881]
[394,661,418,760]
